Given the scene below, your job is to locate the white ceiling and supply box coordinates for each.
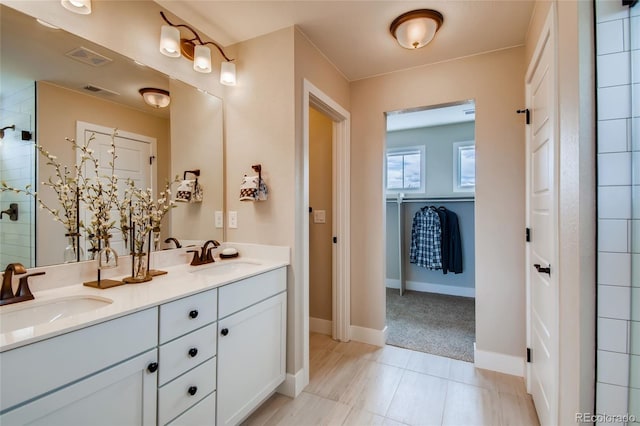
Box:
[156,0,536,81]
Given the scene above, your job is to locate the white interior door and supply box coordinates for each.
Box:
[77,122,156,258]
[526,9,558,426]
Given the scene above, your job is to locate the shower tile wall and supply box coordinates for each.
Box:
[596,1,638,424]
[0,84,35,267]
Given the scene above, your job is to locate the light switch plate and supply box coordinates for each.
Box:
[228,211,238,229]
[215,211,223,228]
[313,210,326,224]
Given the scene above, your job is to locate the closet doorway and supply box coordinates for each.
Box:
[384,100,476,362]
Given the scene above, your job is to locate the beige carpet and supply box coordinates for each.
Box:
[386,287,475,362]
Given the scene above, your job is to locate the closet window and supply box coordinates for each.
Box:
[386,146,425,193]
[453,141,475,192]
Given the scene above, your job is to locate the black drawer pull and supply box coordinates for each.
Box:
[188,386,198,396]
[533,264,551,275]
[147,362,158,373]
[188,347,198,357]
[189,310,199,319]
[220,328,229,336]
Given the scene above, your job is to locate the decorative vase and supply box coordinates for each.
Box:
[98,238,118,270]
[122,252,152,284]
[84,236,124,289]
[63,232,84,263]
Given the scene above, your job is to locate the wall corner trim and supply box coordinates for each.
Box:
[276,369,305,398]
[474,346,525,377]
[350,325,388,347]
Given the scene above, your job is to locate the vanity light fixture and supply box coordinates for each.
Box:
[60,0,92,15]
[139,88,171,109]
[159,11,236,86]
[390,9,443,50]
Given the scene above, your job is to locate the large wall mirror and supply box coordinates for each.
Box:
[0,4,224,268]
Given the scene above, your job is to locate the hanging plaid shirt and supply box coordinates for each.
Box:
[409,207,442,270]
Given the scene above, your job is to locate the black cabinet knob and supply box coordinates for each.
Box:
[189,310,199,319]
[220,328,229,336]
[188,386,198,396]
[188,347,198,357]
[147,362,158,373]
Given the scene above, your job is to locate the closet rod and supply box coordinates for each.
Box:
[386,198,474,203]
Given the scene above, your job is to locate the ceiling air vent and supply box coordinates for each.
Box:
[66,46,113,67]
[83,84,120,97]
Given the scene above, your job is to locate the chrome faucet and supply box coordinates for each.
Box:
[187,240,220,266]
[1,263,44,306]
[164,237,182,249]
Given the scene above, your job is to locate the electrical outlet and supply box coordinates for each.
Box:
[228,211,238,229]
[215,211,223,228]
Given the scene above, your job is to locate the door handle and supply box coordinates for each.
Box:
[533,264,551,275]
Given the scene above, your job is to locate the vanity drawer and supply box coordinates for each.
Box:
[166,391,216,426]
[159,322,217,386]
[158,357,217,425]
[160,288,217,343]
[218,267,286,318]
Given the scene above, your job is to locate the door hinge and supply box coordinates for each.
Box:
[149,155,156,165]
[527,347,532,363]
[309,207,313,213]
[333,236,337,244]
[517,108,530,125]
[526,227,531,242]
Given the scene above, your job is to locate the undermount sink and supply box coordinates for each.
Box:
[0,295,113,333]
[190,260,262,276]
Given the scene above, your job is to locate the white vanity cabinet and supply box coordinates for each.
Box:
[158,288,218,425]
[0,308,158,425]
[216,268,287,426]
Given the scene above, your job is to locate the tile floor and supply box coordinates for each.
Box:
[243,333,539,426]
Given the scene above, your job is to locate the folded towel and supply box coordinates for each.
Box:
[239,175,259,201]
[176,179,196,202]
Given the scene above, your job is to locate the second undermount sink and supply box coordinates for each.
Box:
[0,295,113,334]
[190,260,262,277]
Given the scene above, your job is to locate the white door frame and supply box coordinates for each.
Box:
[302,79,351,386]
[524,6,559,425]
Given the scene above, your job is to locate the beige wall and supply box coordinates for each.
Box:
[309,107,333,322]
[169,79,223,243]
[36,81,170,266]
[350,47,527,357]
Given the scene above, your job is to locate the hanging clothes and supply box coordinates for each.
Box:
[434,208,450,274]
[409,207,442,270]
[439,207,463,274]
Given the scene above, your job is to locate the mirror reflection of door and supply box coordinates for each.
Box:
[77,122,156,260]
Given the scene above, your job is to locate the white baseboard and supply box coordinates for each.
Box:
[309,317,332,335]
[474,345,525,377]
[386,279,475,298]
[276,369,305,398]
[350,325,387,347]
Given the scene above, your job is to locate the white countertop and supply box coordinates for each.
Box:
[0,254,289,352]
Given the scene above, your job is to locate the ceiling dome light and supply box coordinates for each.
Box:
[390,9,443,49]
[60,0,92,15]
[139,88,171,108]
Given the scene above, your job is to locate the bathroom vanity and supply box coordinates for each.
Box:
[0,246,288,426]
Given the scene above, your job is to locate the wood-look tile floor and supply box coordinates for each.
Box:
[243,333,540,426]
